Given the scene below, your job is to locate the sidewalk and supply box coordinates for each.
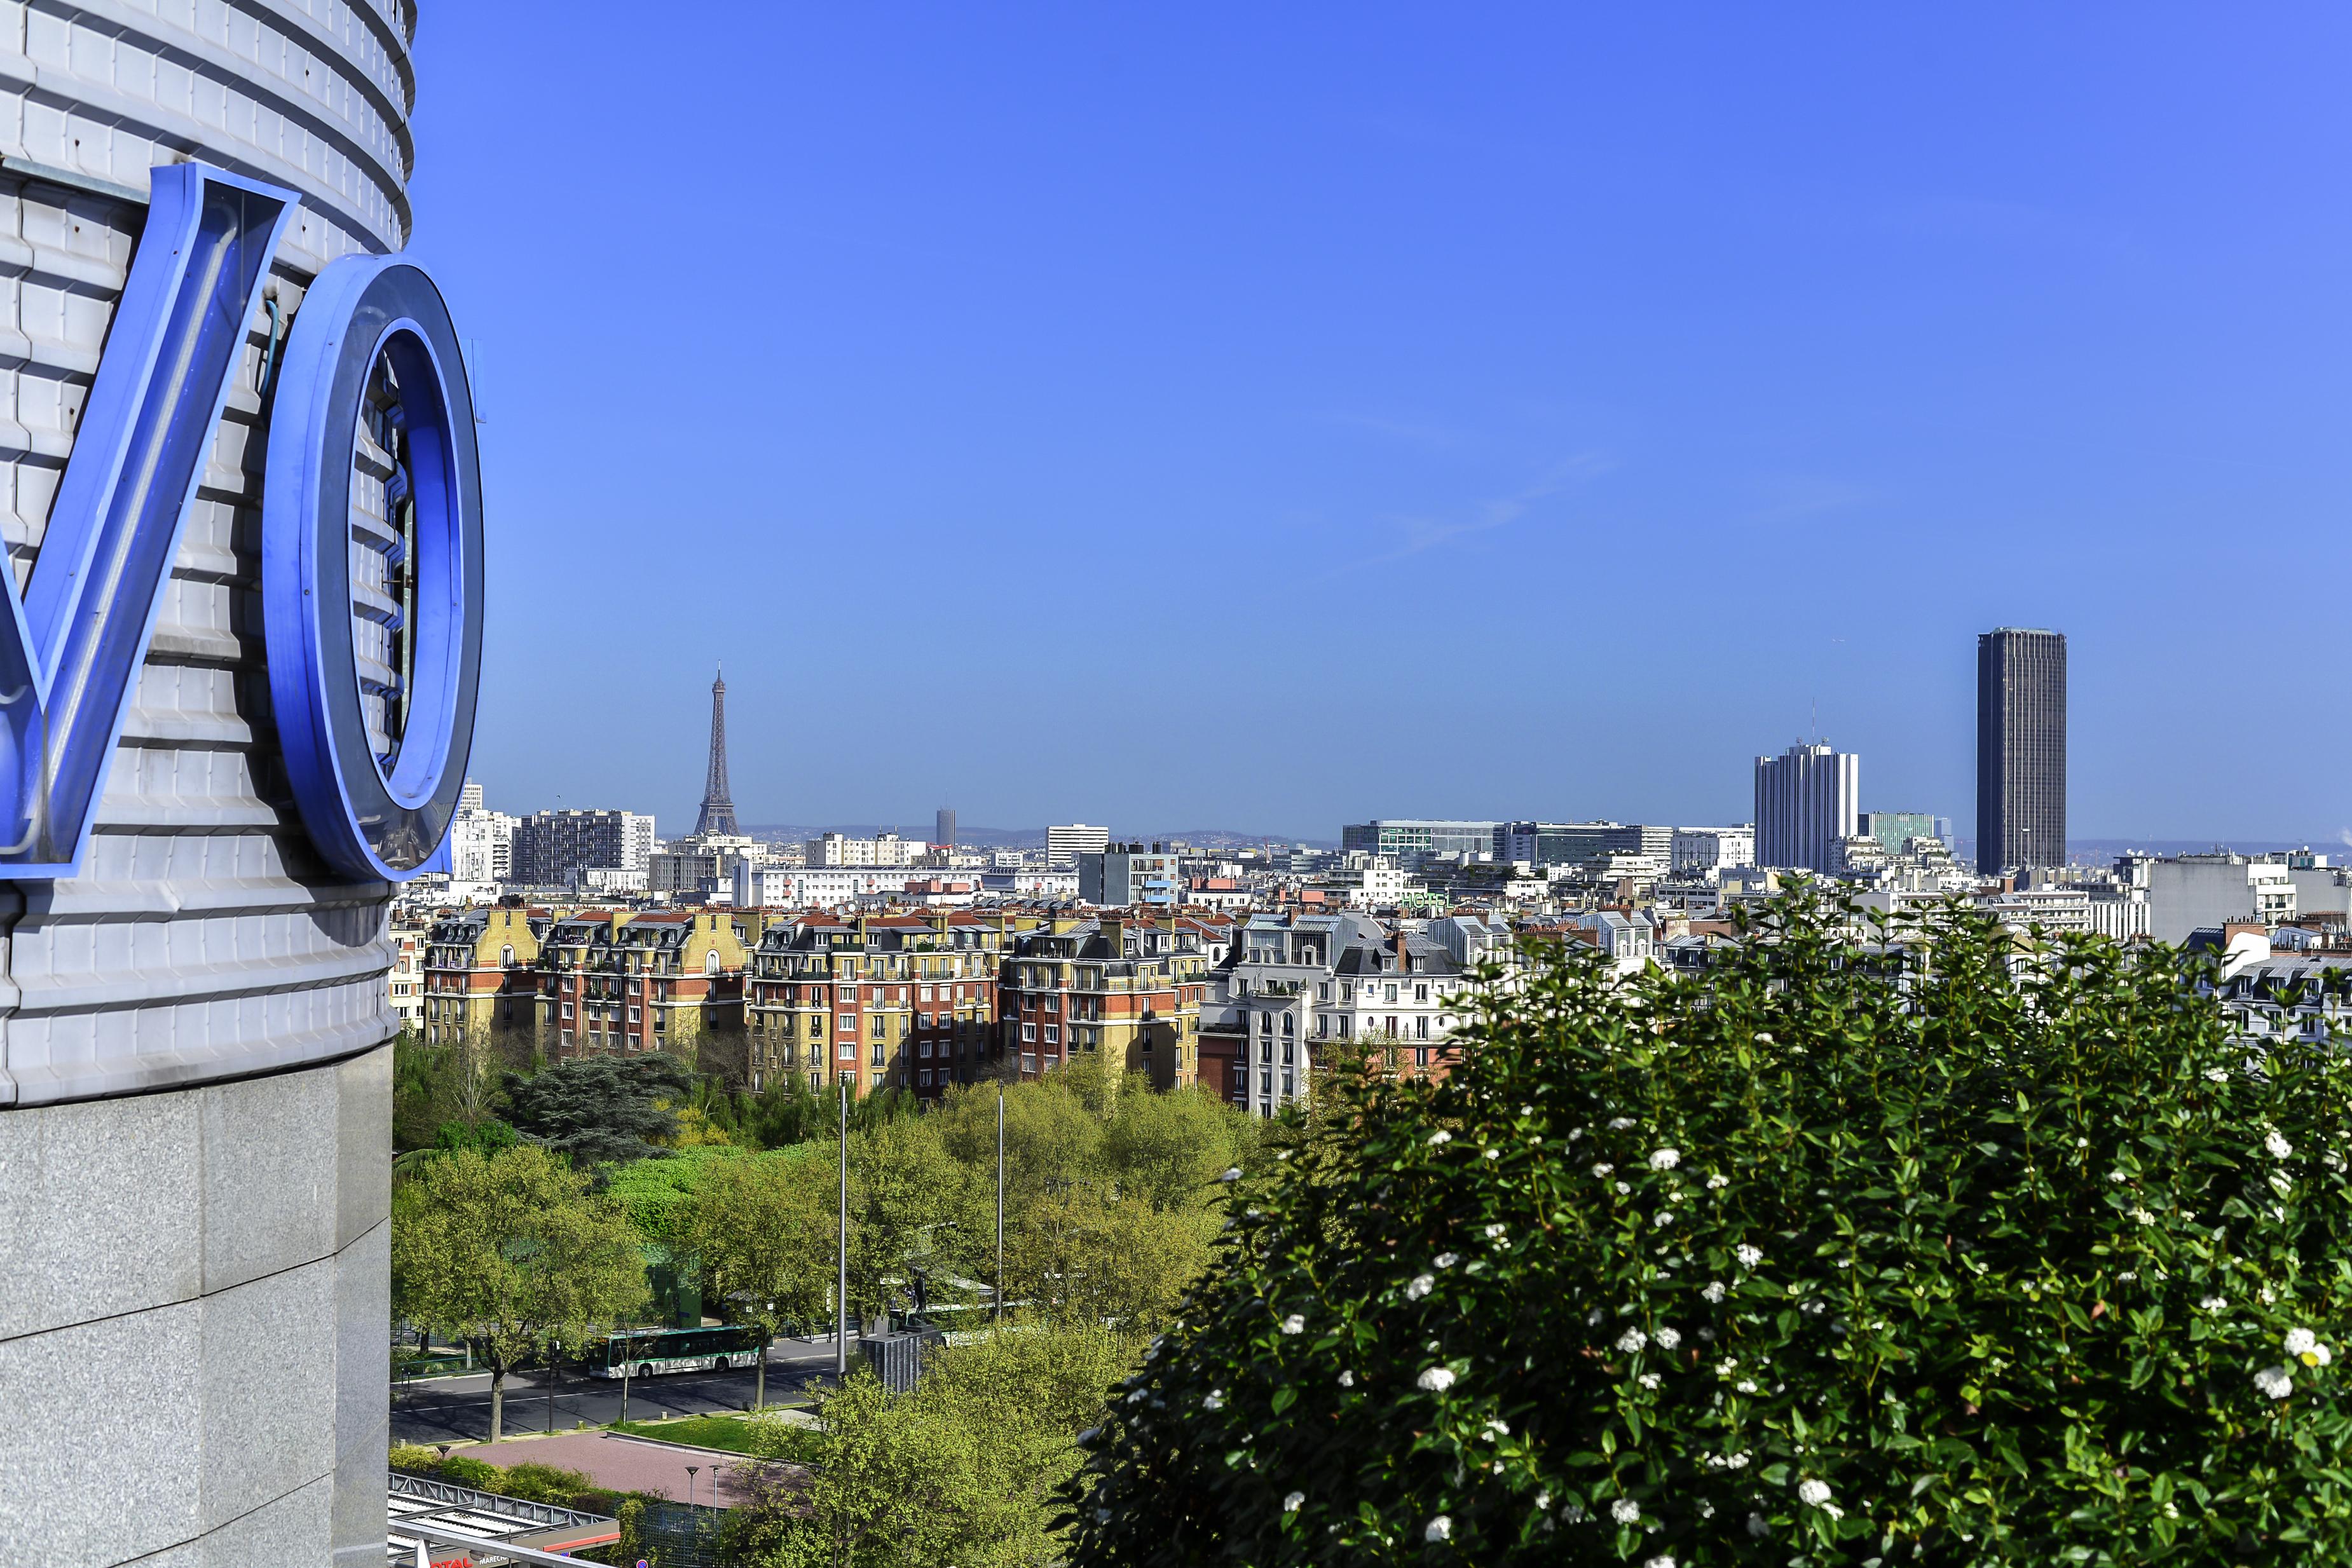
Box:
[442,1430,793,1507]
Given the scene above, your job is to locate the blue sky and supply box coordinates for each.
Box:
[407,5,2352,844]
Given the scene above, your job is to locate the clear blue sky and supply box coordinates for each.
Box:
[406,5,2352,844]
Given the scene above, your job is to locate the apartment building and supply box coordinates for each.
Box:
[542,910,753,1061]
[1198,912,1485,1117]
[388,916,428,1035]
[511,808,658,886]
[806,831,926,868]
[744,911,1013,1097]
[997,915,1210,1089]
[420,907,547,1045]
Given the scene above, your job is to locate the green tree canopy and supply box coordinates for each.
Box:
[682,1147,836,1407]
[730,1323,1145,1567]
[1070,892,2352,1565]
[391,1144,648,1442]
[502,1051,695,1165]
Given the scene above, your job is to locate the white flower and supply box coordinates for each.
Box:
[1425,1514,1452,1542]
[2077,1138,2089,1148]
[1735,1244,1764,1269]
[2262,1285,2278,1304]
[1482,1148,1500,1161]
[1416,1366,1456,1393]
[1653,1325,1681,1349]
[1592,1162,1615,1178]
[1280,1314,1305,1335]
[1428,1130,1452,1145]
[1219,1166,1243,1182]
[1519,1106,1532,1116]
[1337,1370,1354,1387]
[1797,1478,1833,1507]
[1650,1147,1681,1170]
[1652,1210,1674,1227]
[1611,1498,1641,1524]
[2255,1365,2294,1400]
[1535,1490,1552,1511]
[1736,1379,1758,1393]
[1754,1032,1774,1044]
[1608,1117,1636,1130]
[2108,1171,2128,1183]
[1706,1173,1730,1189]
[1638,1372,1660,1389]
[1484,1418,1510,1438]
[1644,1557,1677,1568]
[2131,1206,2155,1225]
[2199,1296,2228,1312]
[1405,1274,1434,1300]
[1435,1252,1460,1269]
[1283,1490,1304,1512]
[1616,1182,1632,1195]
[1587,1307,1606,1325]
[1484,1224,1507,1241]
[1615,1326,1648,1353]
[2205,1067,2228,1082]
[1702,1281,1726,1303]
[1203,1390,1225,1410]
[2268,1129,2295,1160]
[2286,1328,2318,1356]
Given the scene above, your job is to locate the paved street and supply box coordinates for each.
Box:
[391,1335,844,1445]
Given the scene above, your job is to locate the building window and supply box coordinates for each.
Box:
[840,1043,855,1061]
[1415,1015,1429,1039]
[870,1043,884,1065]
[1385,983,1398,1004]
[1044,1025,1060,1045]
[1416,984,1428,1003]
[1022,1023,1037,1042]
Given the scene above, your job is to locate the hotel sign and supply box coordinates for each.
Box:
[0,161,481,882]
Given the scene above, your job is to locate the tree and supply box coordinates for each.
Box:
[1069,890,2352,1564]
[731,1322,1144,1567]
[391,1144,648,1442]
[682,1150,835,1408]
[501,1051,695,1165]
[846,1114,981,1323]
[1103,1079,1255,1212]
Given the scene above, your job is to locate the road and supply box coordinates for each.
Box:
[391,1335,845,1445]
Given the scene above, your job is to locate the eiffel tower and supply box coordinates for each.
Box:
[694,667,740,836]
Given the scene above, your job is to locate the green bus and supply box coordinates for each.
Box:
[584,1325,767,1380]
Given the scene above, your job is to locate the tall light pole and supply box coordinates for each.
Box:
[837,1075,850,1379]
[995,1088,1005,1330]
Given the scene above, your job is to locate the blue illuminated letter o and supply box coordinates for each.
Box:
[264,257,484,882]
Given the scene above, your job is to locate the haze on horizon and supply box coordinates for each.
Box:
[408,6,2352,846]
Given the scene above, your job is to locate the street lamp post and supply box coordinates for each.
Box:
[545,1340,560,1434]
[837,1075,849,1379]
[995,1089,1005,1330]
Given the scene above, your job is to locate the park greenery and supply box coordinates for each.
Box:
[1066,889,2352,1565]
[724,1324,1145,1568]
[389,1030,1258,1466]
[389,1143,648,1442]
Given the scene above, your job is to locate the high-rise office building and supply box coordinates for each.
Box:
[1754,742,1859,873]
[1977,628,2067,873]
[1860,811,1938,859]
[936,807,957,848]
[1047,823,1112,866]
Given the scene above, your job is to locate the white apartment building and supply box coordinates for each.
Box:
[738,864,933,908]
[1047,824,1112,866]
[1204,913,1489,1117]
[448,806,517,884]
[1671,825,1756,873]
[805,831,924,868]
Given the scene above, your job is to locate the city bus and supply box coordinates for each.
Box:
[582,1325,767,1379]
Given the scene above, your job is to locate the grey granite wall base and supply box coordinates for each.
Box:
[0,1045,390,1567]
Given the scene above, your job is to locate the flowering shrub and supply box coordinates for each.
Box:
[1065,890,2352,1564]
